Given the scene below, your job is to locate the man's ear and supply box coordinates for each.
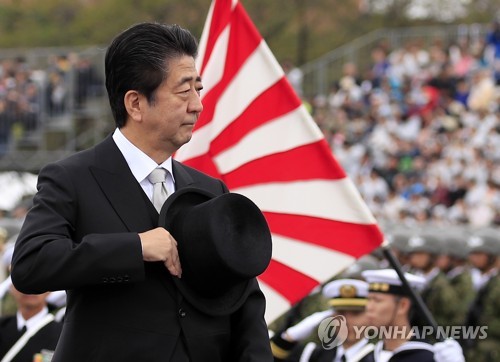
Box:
[397,296,412,315]
[124,90,142,122]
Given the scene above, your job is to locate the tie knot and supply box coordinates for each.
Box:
[147,168,167,184]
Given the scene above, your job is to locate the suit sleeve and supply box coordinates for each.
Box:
[11,162,145,294]
[230,279,274,361]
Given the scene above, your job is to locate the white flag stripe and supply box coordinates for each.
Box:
[214,106,323,174]
[195,0,238,76]
[271,234,356,282]
[175,122,210,162]
[198,26,230,97]
[258,279,293,324]
[233,179,377,224]
[195,1,214,73]
[176,40,283,162]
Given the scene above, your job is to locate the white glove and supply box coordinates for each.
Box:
[284,309,333,341]
[0,276,12,299]
[46,290,67,308]
[433,339,465,362]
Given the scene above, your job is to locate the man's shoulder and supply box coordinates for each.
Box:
[37,318,63,337]
[390,351,433,362]
[389,339,434,361]
[174,160,209,176]
[173,160,224,184]
[433,271,453,285]
[41,136,113,172]
[0,314,16,329]
[484,273,500,295]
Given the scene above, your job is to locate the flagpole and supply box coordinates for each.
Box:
[380,244,444,342]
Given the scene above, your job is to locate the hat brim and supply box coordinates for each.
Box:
[328,298,367,311]
[159,187,255,316]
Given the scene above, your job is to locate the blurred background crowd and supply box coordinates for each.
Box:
[0,53,103,157]
[289,18,499,230]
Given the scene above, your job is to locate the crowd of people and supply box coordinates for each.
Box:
[0,53,103,156]
[291,19,500,230]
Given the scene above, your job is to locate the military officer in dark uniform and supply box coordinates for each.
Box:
[0,284,62,362]
[362,268,465,362]
[270,278,374,362]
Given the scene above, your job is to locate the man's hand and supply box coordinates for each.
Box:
[139,227,182,277]
[283,309,334,342]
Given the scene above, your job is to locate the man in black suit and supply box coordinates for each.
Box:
[0,285,61,362]
[10,22,272,361]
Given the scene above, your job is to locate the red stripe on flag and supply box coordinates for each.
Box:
[264,212,383,258]
[209,78,302,155]
[259,260,319,305]
[197,3,262,130]
[200,0,233,72]
[221,142,346,189]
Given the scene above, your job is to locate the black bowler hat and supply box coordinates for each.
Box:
[159,187,272,316]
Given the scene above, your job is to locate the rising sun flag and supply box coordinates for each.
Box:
[175,0,384,324]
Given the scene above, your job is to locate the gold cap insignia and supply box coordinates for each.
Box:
[339,284,357,298]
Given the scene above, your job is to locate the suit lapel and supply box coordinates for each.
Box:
[89,135,156,232]
[172,160,194,190]
[89,137,201,301]
[89,136,200,230]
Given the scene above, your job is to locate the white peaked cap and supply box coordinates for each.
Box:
[361,269,426,295]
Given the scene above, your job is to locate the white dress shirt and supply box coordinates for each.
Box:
[335,338,370,362]
[16,306,49,332]
[112,128,176,200]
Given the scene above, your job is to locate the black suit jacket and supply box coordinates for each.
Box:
[0,315,62,362]
[11,135,272,361]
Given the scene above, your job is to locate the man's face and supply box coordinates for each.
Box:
[408,251,432,270]
[468,252,493,270]
[340,309,369,344]
[435,253,451,272]
[10,285,49,311]
[365,292,399,327]
[139,55,203,154]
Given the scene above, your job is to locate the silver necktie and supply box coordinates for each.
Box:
[147,168,169,212]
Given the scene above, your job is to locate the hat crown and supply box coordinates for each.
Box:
[322,279,368,310]
[175,194,271,296]
[362,268,426,294]
[408,235,425,248]
[408,233,441,254]
[468,236,484,248]
[323,278,368,299]
[160,187,272,315]
[467,232,499,255]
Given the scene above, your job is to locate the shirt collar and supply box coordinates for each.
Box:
[112,128,174,184]
[344,338,369,360]
[17,306,49,332]
[422,267,440,285]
